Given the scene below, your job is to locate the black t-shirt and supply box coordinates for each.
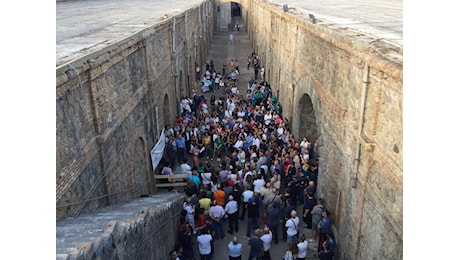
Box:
[247,202,259,218]
[248,237,263,257]
[303,196,317,211]
[318,250,334,260]
[283,205,296,220]
[230,189,242,205]
[186,185,198,197]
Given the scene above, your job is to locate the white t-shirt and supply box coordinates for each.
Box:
[253,179,266,193]
[201,172,213,185]
[285,217,300,236]
[234,140,244,149]
[201,103,209,114]
[181,163,192,175]
[197,234,213,255]
[242,190,254,202]
[264,113,273,125]
[297,240,308,258]
[260,231,273,251]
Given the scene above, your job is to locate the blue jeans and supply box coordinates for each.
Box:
[246,217,259,237]
[212,219,225,240]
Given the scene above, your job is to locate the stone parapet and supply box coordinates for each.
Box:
[56,193,185,259]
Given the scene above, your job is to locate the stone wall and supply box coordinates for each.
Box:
[56,193,185,259]
[240,0,403,259]
[56,0,214,221]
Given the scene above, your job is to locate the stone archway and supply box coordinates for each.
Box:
[131,137,149,196]
[163,93,172,126]
[231,2,241,17]
[298,94,318,143]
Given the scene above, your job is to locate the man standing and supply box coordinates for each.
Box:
[266,201,280,244]
[260,226,273,260]
[230,184,243,215]
[246,197,260,238]
[302,192,317,229]
[229,33,234,44]
[209,200,226,240]
[175,134,186,164]
[240,186,254,220]
[282,198,295,241]
[196,228,213,260]
[228,236,242,260]
[225,195,239,234]
[285,210,300,244]
[248,229,264,260]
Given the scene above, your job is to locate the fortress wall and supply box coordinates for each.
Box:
[241,0,403,258]
[56,0,214,220]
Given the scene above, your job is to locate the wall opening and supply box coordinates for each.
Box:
[231,2,241,17]
[298,94,318,143]
[132,137,149,196]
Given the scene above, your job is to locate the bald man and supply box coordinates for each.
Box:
[225,195,239,234]
[228,236,242,260]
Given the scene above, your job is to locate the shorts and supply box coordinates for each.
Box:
[311,221,318,231]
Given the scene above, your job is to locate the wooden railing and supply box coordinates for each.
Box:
[153,174,189,188]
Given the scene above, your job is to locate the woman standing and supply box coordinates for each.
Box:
[296,234,308,260]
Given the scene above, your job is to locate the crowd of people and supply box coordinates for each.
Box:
[164,53,336,260]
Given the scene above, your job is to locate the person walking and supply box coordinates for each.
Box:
[228,236,242,260]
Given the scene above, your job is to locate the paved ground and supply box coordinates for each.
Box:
[270,0,402,47]
[56,0,403,67]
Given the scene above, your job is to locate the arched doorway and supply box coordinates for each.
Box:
[231,2,241,17]
[163,94,171,126]
[298,94,318,143]
[131,137,149,196]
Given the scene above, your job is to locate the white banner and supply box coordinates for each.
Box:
[150,129,165,171]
